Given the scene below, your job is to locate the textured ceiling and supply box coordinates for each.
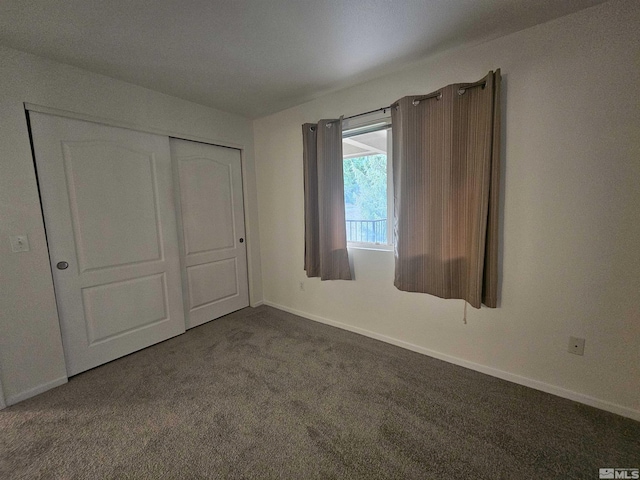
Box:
[0,0,608,118]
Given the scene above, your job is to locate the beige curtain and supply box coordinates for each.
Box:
[302,118,352,280]
[392,70,501,308]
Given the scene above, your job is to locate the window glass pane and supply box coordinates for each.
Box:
[343,129,388,244]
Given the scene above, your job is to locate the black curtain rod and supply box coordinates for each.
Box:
[344,107,392,121]
[344,80,487,120]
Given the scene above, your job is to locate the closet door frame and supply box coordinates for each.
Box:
[25,103,256,331]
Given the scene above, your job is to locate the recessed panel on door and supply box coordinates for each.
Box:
[30,112,186,376]
[171,139,249,328]
[180,158,235,255]
[62,141,162,271]
[187,258,238,309]
[82,273,168,344]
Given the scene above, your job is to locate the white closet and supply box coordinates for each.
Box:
[30,112,249,375]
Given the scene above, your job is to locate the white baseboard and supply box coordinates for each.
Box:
[251,300,264,308]
[264,301,640,422]
[5,376,68,407]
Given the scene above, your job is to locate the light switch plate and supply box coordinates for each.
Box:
[10,235,30,252]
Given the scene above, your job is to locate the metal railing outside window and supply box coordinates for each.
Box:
[346,219,387,244]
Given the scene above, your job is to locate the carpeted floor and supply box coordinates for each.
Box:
[1,306,638,479]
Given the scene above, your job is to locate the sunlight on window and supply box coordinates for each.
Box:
[343,129,388,244]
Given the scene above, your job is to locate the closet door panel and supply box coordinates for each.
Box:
[30,112,185,375]
[171,139,249,328]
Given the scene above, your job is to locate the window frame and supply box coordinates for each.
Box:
[342,111,393,251]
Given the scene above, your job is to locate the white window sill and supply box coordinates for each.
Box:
[347,243,393,252]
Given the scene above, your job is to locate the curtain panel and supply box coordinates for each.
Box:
[302,118,352,280]
[392,70,501,308]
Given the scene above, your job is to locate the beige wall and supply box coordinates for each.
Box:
[0,46,262,405]
[254,0,640,419]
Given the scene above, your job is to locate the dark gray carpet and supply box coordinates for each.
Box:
[1,306,638,479]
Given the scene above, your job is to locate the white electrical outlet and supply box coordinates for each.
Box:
[568,336,585,356]
[299,281,305,291]
[10,235,30,252]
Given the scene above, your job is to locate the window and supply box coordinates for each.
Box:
[342,111,393,248]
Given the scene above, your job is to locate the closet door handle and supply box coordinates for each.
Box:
[239,238,244,243]
[56,261,69,270]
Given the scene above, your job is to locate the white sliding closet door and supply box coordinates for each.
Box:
[170,139,249,329]
[30,112,186,376]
